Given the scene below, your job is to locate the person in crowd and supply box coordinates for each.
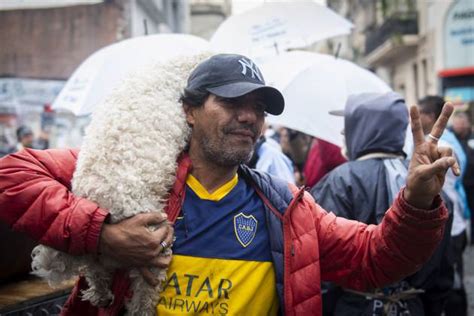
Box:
[16,125,34,149]
[311,92,454,316]
[304,137,346,187]
[451,111,474,245]
[0,54,458,315]
[278,128,311,185]
[247,123,295,183]
[417,96,469,316]
[0,105,18,157]
[16,125,49,150]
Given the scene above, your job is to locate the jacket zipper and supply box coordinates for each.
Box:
[251,181,306,315]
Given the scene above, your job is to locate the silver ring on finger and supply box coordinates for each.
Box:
[160,240,168,249]
[428,133,440,142]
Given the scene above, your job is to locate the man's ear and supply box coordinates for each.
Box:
[183,103,196,127]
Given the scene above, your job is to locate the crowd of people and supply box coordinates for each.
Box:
[254,93,473,316]
[0,53,472,315]
[0,106,50,157]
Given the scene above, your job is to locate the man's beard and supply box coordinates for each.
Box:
[198,125,258,167]
[199,135,254,167]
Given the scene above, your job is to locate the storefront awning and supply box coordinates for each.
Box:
[439,66,474,78]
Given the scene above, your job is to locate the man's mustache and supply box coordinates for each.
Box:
[223,124,259,138]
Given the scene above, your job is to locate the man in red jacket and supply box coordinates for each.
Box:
[0,54,459,315]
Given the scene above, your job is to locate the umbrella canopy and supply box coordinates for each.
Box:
[210,2,353,59]
[259,51,392,146]
[52,34,210,116]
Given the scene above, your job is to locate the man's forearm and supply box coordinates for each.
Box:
[0,148,109,255]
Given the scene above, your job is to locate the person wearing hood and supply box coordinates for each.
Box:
[311,92,454,316]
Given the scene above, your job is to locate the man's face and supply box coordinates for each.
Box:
[418,107,435,135]
[21,134,34,147]
[452,115,471,139]
[185,91,266,167]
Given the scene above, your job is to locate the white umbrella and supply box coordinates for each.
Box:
[52,34,210,116]
[260,51,391,146]
[210,2,353,59]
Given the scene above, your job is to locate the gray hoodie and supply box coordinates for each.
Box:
[344,92,408,161]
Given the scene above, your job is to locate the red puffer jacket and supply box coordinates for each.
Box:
[0,149,448,315]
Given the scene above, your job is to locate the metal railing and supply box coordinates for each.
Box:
[365,11,418,55]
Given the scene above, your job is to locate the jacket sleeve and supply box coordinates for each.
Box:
[0,148,109,255]
[313,188,448,290]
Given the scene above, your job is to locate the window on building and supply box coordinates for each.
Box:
[421,59,428,95]
[413,62,419,100]
[398,83,406,97]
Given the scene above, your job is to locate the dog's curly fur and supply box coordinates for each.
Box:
[31,52,211,315]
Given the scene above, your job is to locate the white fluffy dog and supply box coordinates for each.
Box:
[31,52,210,315]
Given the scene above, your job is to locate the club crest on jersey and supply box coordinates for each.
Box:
[234,212,258,247]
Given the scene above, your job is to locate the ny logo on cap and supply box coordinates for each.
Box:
[238,58,263,82]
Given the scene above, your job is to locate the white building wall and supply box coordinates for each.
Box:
[427,1,454,74]
[416,0,470,98]
[390,54,418,106]
[130,0,162,36]
[190,0,231,40]
[129,0,190,37]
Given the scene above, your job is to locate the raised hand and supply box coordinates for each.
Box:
[404,103,460,209]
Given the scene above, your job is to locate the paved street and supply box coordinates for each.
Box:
[465,245,474,316]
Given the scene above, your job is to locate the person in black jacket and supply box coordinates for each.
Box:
[311,92,454,316]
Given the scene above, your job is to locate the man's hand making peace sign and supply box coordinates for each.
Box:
[404,103,461,209]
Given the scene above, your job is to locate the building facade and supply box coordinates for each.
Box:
[328,0,474,115]
[190,0,231,40]
[0,0,190,149]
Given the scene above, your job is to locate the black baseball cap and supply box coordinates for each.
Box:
[186,54,285,115]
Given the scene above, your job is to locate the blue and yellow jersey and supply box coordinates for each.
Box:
[157,174,278,315]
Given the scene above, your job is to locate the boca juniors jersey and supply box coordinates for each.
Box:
[156,173,278,315]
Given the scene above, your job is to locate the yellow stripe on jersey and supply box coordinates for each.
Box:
[186,174,239,201]
[156,255,278,315]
